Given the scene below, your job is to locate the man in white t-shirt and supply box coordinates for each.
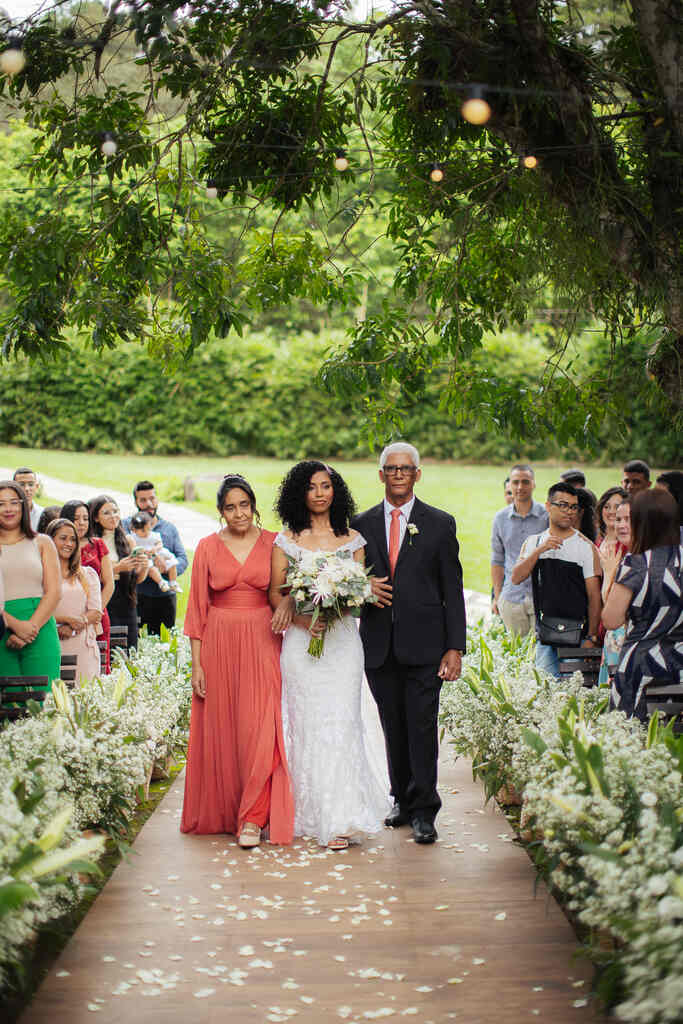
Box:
[511,482,601,678]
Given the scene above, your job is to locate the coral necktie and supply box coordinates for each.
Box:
[389,508,401,578]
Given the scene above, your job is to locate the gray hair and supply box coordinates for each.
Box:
[379,443,420,470]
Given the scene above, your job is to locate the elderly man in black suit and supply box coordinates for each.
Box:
[352,443,466,844]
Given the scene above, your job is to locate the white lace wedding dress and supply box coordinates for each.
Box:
[275,532,392,846]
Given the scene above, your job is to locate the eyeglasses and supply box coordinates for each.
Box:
[383,465,417,476]
[550,500,580,512]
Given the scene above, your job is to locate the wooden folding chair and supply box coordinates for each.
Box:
[556,646,604,688]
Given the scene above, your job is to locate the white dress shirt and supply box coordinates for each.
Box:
[383,496,416,553]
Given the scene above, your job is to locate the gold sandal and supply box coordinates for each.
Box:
[238,822,262,848]
[328,835,349,851]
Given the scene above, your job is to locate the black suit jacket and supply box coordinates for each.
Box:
[352,497,467,669]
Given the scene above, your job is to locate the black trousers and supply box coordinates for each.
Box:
[137,592,177,635]
[366,650,442,823]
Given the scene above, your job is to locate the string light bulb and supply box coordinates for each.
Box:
[205,181,218,199]
[522,155,538,169]
[334,150,349,172]
[100,132,118,156]
[429,163,444,183]
[461,86,491,126]
[0,46,26,76]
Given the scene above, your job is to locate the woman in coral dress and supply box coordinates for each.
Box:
[181,475,294,848]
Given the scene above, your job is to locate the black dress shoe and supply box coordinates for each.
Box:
[384,804,410,828]
[411,818,437,844]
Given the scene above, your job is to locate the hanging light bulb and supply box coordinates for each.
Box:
[461,86,491,126]
[334,149,349,172]
[205,181,218,199]
[522,155,538,169]
[100,132,118,156]
[429,163,444,183]
[0,46,26,76]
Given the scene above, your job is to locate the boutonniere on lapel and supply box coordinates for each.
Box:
[407,523,419,545]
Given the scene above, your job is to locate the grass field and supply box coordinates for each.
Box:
[0,444,643,595]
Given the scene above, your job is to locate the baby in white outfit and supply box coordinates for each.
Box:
[129,512,180,593]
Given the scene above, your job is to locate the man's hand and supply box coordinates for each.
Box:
[491,598,500,616]
[154,554,169,573]
[438,649,462,682]
[540,535,564,553]
[370,575,392,607]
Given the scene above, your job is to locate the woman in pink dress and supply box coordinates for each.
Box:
[47,519,102,686]
[181,475,294,848]
[61,500,114,672]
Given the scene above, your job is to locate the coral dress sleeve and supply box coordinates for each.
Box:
[184,537,211,640]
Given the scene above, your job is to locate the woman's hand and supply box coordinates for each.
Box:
[294,613,325,637]
[7,633,27,649]
[11,618,39,644]
[272,595,295,634]
[115,555,137,573]
[191,665,206,699]
[57,624,73,640]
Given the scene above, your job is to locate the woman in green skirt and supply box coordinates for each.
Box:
[0,480,61,687]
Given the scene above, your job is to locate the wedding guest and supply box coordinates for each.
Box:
[181,475,294,847]
[596,487,628,586]
[128,511,180,593]
[89,495,147,650]
[655,471,683,542]
[47,519,102,685]
[122,481,187,635]
[575,487,599,543]
[503,477,513,505]
[0,480,61,686]
[61,500,114,672]
[622,459,651,496]
[560,468,586,487]
[36,506,61,534]
[603,489,682,719]
[13,467,43,531]
[597,497,631,686]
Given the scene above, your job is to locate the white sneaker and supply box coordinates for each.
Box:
[159,580,171,593]
[170,581,182,593]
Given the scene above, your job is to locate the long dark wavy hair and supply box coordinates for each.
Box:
[596,486,628,538]
[217,475,261,527]
[46,518,82,578]
[0,479,35,538]
[89,493,136,604]
[60,499,92,539]
[275,461,356,537]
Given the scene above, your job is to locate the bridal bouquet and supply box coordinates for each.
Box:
[284,550,376,658]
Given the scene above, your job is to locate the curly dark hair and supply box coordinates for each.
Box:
[275,461,356,537]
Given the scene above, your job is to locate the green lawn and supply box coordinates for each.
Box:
[0,444,640,595]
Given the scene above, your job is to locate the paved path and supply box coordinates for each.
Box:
[21,753,599,1024]
[0,468,492,624]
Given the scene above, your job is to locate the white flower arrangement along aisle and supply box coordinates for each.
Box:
[0,629,192,993]
[440,622,683,1024]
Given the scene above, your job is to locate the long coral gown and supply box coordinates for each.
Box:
[180,530,294,843]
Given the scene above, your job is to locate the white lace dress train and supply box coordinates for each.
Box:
[276,533,392,846]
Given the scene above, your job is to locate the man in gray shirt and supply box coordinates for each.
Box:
[491,463,549,636]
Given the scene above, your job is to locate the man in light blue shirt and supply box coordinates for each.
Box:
[491,464,548,636]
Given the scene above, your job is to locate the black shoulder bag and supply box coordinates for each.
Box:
[531,538,587,647]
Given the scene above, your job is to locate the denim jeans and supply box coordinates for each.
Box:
[535,640,560,678]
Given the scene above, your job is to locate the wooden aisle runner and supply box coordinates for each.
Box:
[20,754,601,1024]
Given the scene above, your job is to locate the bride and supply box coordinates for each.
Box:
[270,460,391,850]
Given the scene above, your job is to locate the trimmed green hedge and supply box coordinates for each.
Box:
[2,329,678,462]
